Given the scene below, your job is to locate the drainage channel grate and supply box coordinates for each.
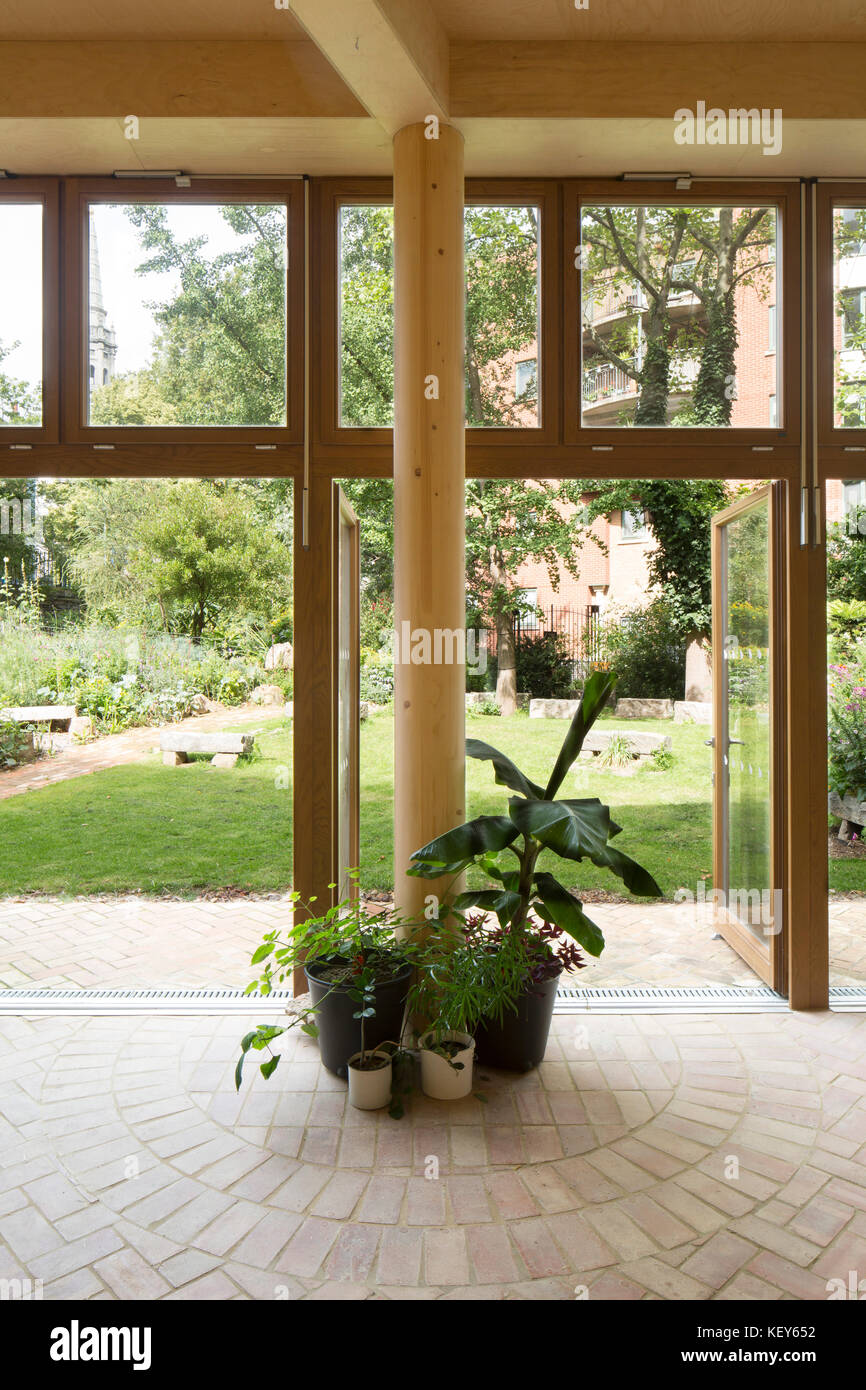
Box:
[555,985,866,1013]
[0,984,864,1014]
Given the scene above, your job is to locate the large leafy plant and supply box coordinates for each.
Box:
[408,671,662,958]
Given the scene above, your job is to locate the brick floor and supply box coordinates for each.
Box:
[0,1009,864,1300]
[1,896,864,991]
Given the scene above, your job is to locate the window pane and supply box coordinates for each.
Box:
[580,204,779,428]
[87,202,287,427]
[833,207,866,427]
[338,205,394,426]
[0,204,43,426]
[466,205,540,427]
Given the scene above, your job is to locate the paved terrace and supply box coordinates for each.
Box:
[0,1010,865,1300]
[0,898,864,992]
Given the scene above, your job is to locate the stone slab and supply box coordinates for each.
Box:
[829,790,866,825]
[211,753,239,769]
[673,701,712,725]
[615,698,674,720]
[529,698,580,719]
[0,705,76,726]
[582,729,672,756]
[159,731,254,756]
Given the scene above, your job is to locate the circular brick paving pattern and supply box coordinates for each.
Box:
[2,1009,864,1299]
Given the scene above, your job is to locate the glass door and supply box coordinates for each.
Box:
[711,485,786,991]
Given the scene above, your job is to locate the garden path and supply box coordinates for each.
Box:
[0,703,286,803]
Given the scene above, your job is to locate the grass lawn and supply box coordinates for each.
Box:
[0,707,860,898]
[0,717,292,896]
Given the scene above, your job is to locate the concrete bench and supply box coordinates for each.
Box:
[0,705,92,752]
[159,730,254,769]
[673,700,712,725]
[529,698,581,719]
[580,728,672,759]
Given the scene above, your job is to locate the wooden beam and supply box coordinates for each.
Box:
[450,42,866,121]
[0,42,366,118]
[289,0,449,133]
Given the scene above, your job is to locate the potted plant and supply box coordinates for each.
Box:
[408,670,662,1069]
[346,971,399,1110]
[234,886,418,1089]
[408,926,494,1100]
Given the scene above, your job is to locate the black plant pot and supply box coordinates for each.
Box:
[304,958,413,1077]
[473,973,559,1071]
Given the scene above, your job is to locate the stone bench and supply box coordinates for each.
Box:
[159,730,254,769]
[466,692,529,711]
[0,704,92,752]
[580,728,672,759]
[615,698,674,720]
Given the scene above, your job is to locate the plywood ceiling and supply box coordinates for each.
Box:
[431,0,866,43]
[0,0,308,40]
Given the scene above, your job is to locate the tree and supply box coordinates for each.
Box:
[581,205,775,427]
[0,340,41,426]
[465,479,589,714]
[583,479,732,697]
[130,481,291,642]
[53,479,291,640]
[828,504,866,602]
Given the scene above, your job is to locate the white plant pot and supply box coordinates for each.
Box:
[347,1051,392,1110]
[419,1030,475,1100]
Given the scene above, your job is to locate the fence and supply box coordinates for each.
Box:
[486,604,604,680]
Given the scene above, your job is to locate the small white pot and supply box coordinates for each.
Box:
[418,1030,475,1100]
[347,1051,392,1110]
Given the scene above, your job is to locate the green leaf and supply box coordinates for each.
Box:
[512,796,662,898]
[408,815,519,878]
[466,738,545,800]
[452,888,522,924]
[544,670,618,799]
[250,942,274,965]
[260,1055,280,1080]
[532,872,605,957]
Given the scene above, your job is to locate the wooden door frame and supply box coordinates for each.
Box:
[331,484,360,901]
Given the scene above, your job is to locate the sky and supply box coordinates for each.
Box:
[0,202,284,389]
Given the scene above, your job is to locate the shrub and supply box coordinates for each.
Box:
[515,631,573,699]
[828,662,866,802]
[598,733,633,769]
[594,600,685,700]
[828,599,866,664]
[0,718,30,768]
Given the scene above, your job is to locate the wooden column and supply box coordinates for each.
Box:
[392,122,466,921]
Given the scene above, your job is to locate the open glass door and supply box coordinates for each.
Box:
[711,484,787,992]
[333,484,360,901]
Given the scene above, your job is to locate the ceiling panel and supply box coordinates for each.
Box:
[431,0,866,43]
[0,0,308,40]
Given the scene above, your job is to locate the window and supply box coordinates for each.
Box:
[338,204,394,427]
[841,289,866,349]
[466,205,541,427]
[843,479,866,511]
[515,358,537,400]
[621,507,649,540]
[0,202,43,426]
[833,207,866,428]
[580,202,780,428]
[85,200,288,427]
[517,587,539,628]
[767,304,776,353]
[769,393,777,426]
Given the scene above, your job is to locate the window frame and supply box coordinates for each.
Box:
[563,179,800,455]
[463,179,562,446]
[0,178,59,444]
[818,183,866,461]
[61,177,304,446]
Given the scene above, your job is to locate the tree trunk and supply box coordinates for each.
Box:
[495,613,518,716]
[634,332,670,426]
[692,295,738,426]
[684,628,712,701]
